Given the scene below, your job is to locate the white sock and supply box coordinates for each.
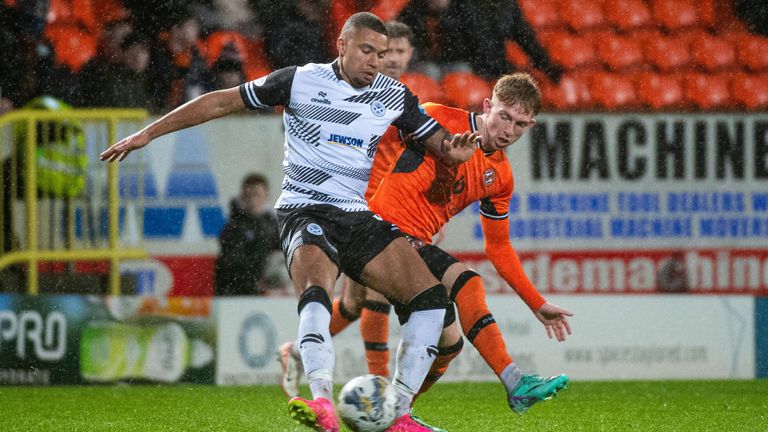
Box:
[391,308,445,417]
[500,362,523,395]
[297,302,334,401]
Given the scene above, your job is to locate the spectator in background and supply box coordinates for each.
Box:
[79,31,151,108]
[439,0,563,82]
[146,7,214,112]
[396,0,451,78]
[734,0,768,37]
[214,173,281,296]
[213,57,246,90]
[96,18,135,62]
[265,0,331,69]
[192,0,263,39]
[0,1,77,108]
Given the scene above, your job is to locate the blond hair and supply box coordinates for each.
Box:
[493,73,541,115]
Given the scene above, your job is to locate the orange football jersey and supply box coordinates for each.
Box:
[370,103,513,242]
[369,102,545,310]
[365,126,404,202]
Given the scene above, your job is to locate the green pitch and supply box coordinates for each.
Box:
[2,380,767,431]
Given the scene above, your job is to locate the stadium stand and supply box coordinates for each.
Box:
[2,0,768,113]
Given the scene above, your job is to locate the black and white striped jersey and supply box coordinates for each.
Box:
[239,60,442,211]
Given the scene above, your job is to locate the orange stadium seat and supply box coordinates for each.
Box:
[562,0,607,32]
[538,31,598,70]
[590,72,638,110]
[731,73,768,110]
[505,41,530,70]
[641,32,691,72]
[728,32,768,72]
[540,72,593,111]
[603,0,653,32]
[683,73,732,110]
[518,0,564,30]
[441,72,492,111]
[697,0,717,29]
[44,22,97,72]
[689,32,736,72]
[400,72,444,105]
[634,72,684,110]
[650,0,699,32]
[595,32,644,71]
[92,0,131,28]
[47,0,98,35]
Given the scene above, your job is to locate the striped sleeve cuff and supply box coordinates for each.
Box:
[239,82,268,110]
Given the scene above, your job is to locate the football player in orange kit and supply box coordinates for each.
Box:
[367,73,573,416]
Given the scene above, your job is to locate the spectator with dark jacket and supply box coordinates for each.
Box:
[264,0,331,69]
[214,173,281,296]
[440,0,563,82]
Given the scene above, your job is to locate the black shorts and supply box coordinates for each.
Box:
[277,204,403,284]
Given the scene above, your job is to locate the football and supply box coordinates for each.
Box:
[337,374,397,432]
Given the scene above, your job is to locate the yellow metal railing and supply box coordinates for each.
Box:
[0,109,149,295]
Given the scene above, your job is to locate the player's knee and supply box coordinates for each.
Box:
[409,284,448,311]
[450,270,481,301]
[297,285,332,315]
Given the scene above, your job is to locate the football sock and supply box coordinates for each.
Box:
[416,338,464,397]
[453,272,513,377]
[391,300,445,416]
[361,300,391,377]
[297,286,334,401]
[500,362,523,395]
[329,298,359,336]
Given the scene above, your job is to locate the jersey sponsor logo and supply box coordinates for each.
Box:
[328,133,365,148]
[307,223,323,235]
[484,168,496,186]
[371,100,386,117]
[311,91,331,105]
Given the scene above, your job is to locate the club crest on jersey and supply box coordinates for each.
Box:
[371,100,386,117]
[483,168,496,186]
[328,133,364,148]
[307,223,323,235]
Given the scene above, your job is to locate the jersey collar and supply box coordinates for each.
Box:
[470,112,494,156]
[331,59,343,81]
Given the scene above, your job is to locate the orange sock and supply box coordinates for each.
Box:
[361,300,391,376]
[329,298,358,336]
[416,339,463,399]
[453,273,513,377]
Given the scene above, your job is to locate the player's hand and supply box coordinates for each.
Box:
[534,302,573,342]
[441,130,478,166]
[100,131,151,162]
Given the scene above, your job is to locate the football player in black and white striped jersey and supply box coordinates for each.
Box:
[101,12,478,432]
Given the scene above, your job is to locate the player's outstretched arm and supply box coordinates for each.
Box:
[422,129,478,166]
[100,87,245,162]
[534,302,573,342]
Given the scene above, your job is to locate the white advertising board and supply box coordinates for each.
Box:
[215,295,755,385]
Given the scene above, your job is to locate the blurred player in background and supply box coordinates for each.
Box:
[101,12,479,432]
[281,72,573,429]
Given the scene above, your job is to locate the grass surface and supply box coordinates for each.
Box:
[2,380,767,431]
